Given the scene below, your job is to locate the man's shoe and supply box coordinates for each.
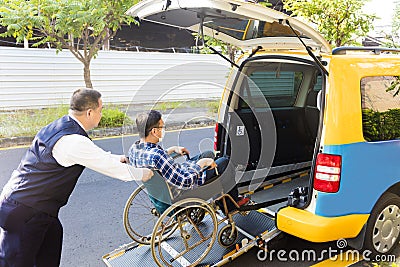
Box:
[237,196,250,206]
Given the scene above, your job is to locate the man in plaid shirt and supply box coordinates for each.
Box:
[128,110,249,212]
[128,140,212,190]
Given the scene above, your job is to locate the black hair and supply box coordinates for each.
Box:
[70,88,102,112]
[136,110,162,138]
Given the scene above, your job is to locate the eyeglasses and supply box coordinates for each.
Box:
[153,126,166,130]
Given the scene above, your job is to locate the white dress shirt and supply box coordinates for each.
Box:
[52,115,145,182]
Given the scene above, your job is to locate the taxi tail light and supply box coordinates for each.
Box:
[214,123,219,151]
[313,153,342,193]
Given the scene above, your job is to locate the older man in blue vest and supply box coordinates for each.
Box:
[0,88,152,267]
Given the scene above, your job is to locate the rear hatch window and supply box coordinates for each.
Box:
[240,70,304,108]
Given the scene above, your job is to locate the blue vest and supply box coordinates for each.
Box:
[2,115,89,217]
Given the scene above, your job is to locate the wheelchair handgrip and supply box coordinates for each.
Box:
[184,152,191,160]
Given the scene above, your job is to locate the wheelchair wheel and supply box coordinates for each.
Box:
[186,207,206,225]
[123,184,177,244]
[151,198,218,267]
[218,224,238,247]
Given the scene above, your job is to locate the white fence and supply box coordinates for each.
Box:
[0,47,231,110]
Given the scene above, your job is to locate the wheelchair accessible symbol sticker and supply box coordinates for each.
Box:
[236,125,245,136]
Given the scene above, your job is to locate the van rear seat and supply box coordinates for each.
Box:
[304,90,320,140]
[234,107,315,168]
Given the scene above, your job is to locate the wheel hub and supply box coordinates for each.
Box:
[373,204,400,253]
[381,220,393,239]
[181,230,191,240]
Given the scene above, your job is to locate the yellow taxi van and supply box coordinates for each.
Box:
[127,0,400,257]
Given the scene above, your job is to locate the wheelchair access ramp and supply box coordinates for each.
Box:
[103,210,279,267]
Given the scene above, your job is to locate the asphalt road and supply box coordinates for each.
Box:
[0,127,398,267]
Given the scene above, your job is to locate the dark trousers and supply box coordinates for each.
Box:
[204,157,239,212]
[186,151,240,212]
[0,197,63,267]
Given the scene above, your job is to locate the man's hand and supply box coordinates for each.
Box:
[167,146,189,156]
[120,156,129,164]
[196,158,217,169]
[176,146,189,155]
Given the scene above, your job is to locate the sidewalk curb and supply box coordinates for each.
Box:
[0,136,35,148]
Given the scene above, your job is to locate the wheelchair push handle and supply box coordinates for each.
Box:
[183,152,191,161]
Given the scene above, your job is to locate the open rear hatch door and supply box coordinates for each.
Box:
[126,0,331,53]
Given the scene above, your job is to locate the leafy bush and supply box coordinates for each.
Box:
[99,108,131,128]
[0,106,131,138]
[0,101,217,139]
[206,101,220,114]
[0,105,70,138]
[362,108,400,141]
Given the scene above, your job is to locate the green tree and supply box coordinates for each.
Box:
[283,0,376,47]
[0,0,138,88]
[258,1,272,8]
[392,1,400,46]
[195,1,273,62]
[195,34,240,64]
[386,3,400,97]
[387,76,400,97]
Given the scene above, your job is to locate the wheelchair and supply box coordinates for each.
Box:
[123,154,248,267]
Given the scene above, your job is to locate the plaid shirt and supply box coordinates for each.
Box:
[128,141,204,190]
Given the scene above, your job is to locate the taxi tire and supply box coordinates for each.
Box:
[363,192,400,255]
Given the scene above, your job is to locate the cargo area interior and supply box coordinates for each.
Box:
[221,59,322,175]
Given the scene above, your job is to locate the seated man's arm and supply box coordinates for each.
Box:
[154,151,204,190]
[196,158,216,169]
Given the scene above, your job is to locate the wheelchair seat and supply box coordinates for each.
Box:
[142,170,174,215]
[142,168,227,214]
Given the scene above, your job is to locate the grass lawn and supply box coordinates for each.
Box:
[0,100,219,138]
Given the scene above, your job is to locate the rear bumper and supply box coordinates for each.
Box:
[276,207,369,242]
